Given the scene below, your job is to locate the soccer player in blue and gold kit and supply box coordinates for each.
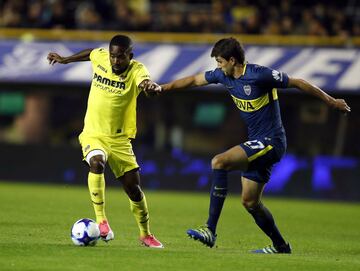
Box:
[47,35,163,248]
[161,38,350,253]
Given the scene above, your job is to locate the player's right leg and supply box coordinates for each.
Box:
[79,135,114,242]
[88,154,114,241]
[187,145,249,247]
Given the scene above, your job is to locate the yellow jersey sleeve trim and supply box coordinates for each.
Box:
[134,62,150,88]
[231,88,279,112]
[248,145,274,162]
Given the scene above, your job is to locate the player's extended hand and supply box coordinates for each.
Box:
[47,52,68,65]
[330,99,351,114]
[142,80,162,97]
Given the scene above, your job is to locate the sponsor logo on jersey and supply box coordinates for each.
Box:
[231,89,278,112]
[232,98,256,111]
[93,73,125,90]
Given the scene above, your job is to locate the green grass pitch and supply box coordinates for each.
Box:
[0,181,359,271]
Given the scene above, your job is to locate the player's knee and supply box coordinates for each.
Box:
[89,157,105,173]
[211,154,229,170]
[241,198,259,210]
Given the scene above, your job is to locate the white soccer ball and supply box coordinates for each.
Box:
[71,218,100,246]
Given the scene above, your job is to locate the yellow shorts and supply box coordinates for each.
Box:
[79,133,139,178]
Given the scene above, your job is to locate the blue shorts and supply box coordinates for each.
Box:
[240,136,286,183]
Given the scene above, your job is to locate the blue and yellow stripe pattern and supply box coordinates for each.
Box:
[231,88,278,112]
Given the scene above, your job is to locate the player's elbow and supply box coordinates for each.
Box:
[193,74,207,87]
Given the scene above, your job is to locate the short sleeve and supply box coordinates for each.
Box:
[134,63,151,88]
[257,66,289,88]
[89,48,104,62]
[205,68,223,84]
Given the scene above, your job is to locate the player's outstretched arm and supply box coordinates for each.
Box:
[47,48,93,65]
[161,73,208,92]
[288,77,351,113]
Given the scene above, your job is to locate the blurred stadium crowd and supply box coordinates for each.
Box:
[0,0,359,36]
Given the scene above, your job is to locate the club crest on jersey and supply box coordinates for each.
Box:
[243,85,252,95]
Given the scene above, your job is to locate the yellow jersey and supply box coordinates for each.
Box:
[82,48,150,138]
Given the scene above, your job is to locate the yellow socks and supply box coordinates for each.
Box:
[88,173,150,237]
[129,194,151,237]
[88,172,106,223]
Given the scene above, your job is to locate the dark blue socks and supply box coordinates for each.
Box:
[206,169,228,234]
[247,202,286,248]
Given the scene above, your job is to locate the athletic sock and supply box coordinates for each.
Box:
[129,193,150,237]
[247,202,286,248]
[206,169,228,234]
[88,172,106,223]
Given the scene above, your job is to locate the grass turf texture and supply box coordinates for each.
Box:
[0,181,359,271]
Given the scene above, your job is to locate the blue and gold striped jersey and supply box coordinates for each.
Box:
[205,63,289,140]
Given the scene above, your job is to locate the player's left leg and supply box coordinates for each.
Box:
[108,137,162,248]
[241,177,291,254]
[118,169,163,248]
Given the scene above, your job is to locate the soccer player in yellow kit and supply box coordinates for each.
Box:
[47,35,163,248]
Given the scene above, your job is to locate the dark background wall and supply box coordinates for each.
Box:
[0,86,359,201]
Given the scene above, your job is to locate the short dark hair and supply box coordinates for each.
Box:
[110,35,133,50]
[211,38,245,64]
